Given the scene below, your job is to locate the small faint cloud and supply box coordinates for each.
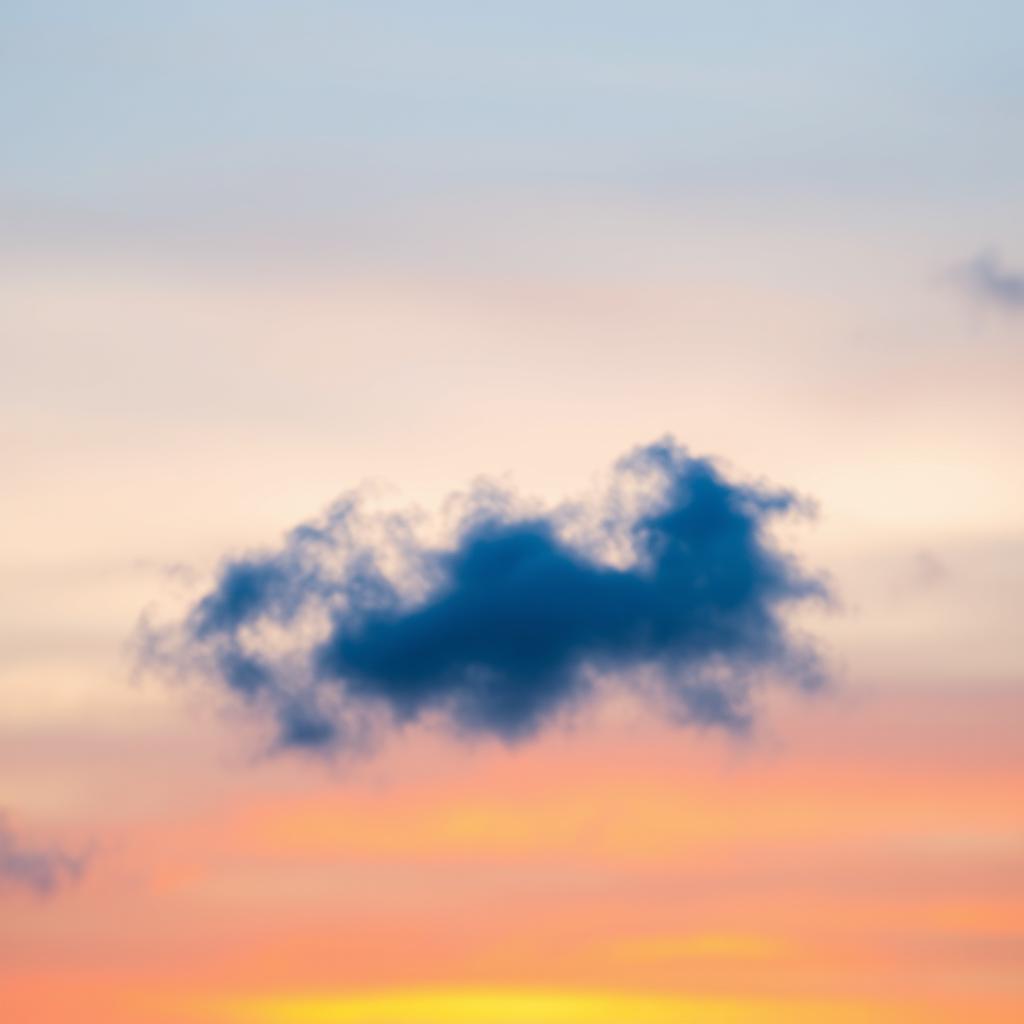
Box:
[951,250,1024,312]
[0,811,88,897]
[909,550,949,591]
[888,549,950,601]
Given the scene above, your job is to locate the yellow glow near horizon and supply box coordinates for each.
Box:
[214,988,922,1024]
[613,931,789,961]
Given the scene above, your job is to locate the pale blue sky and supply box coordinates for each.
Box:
[3,1,1023,267]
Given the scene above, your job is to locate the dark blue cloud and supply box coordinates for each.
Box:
[140,439,827,750]
[955,251,1024,310]
[0,812,87,898]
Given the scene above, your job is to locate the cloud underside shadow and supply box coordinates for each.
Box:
[139,439,828,751]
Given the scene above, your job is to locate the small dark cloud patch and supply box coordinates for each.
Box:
[953,251,1024,311]
[0,812,87,897]
[139,439,828,752]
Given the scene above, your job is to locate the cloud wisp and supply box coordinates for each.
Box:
[0,812,87,897]
[139,439,828,751]
[953,251,1024,311]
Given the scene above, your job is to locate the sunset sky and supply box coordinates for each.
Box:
[2,4,1024,1022]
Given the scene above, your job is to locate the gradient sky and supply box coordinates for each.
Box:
[2,3,1023,1022]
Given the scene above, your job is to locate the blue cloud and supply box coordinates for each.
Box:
[955,251,1024,311]
[140,439,827,750]
[0,812,87,898]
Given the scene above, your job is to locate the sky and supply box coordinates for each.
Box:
[2,3,1023,1021]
